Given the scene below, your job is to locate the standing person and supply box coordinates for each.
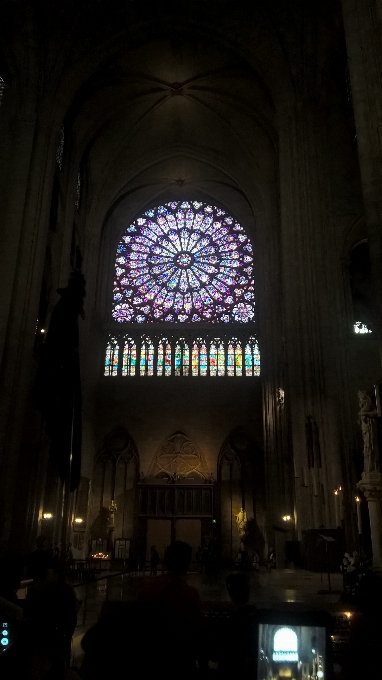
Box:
[150,545,160,577]
[138,541,205,678]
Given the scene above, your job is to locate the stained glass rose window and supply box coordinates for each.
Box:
[112,201,255,323]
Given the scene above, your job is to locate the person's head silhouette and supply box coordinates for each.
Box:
[164,541,192,575]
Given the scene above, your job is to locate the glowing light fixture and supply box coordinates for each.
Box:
[42,512,53,520]
[74,517,84,524]
[282,515,292,522]
[354,322,372,334]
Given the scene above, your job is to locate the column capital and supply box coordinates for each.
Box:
[358,471,382,500]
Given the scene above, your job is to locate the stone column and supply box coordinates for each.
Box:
[342,0,382,331]
[278,94,350,535]
[357,472,382,569]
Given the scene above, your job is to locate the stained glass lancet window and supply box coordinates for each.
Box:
[104,334,260,377]
[112,201,255,324]
[140,337,154,376]
[104,336,119,376]
[175,338,190,376]
[122,336,136,376]
[0,77,4,106]
[157,339,165,376]
[245,337,260,376]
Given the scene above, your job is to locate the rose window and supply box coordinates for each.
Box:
[112,201,255,324]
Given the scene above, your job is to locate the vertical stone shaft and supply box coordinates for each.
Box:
[342,0,382,337]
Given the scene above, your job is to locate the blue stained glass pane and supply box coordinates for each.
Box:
[210,343,217,376]
[200,344,207,376]
[112,202,255,323]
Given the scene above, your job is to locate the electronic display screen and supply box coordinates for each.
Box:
[0,623,11,655]
[257,623,326,680]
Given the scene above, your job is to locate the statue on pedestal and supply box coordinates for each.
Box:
[358,391,380,474]
[233,508,248,537]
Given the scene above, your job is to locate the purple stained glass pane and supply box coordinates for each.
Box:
[112,202,255,323]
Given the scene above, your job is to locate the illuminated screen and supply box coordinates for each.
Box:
[258,623,326,680]
[0,622,10,655]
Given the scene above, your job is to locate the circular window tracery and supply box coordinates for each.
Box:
[112,201,255,324]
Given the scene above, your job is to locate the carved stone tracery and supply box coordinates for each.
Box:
[149,431,208,480]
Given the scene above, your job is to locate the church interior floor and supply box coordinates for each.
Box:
[71,567,350,668]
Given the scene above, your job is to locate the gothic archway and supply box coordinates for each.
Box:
[90,427,139,556]
[217,427,265,562]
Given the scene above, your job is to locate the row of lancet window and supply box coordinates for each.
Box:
[105,335,260,377]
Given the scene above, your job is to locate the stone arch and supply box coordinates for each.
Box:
[148,430,209,482]
[217,427,265,561]
[90,427,139,554]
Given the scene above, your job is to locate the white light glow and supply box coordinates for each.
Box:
[354,322,372,334]
[273,627,298,662]
[42,512,53,520]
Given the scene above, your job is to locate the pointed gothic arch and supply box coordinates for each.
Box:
[90,427,139,554]
[217,427,265,561]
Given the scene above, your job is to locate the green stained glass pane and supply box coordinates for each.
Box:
[253,343,260,376]
[245,344,252,376]
[218,343,225,376]
[140,342,146,375]
[227,343,234,376]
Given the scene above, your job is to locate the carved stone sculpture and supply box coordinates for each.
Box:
[358,391,380,474]
[234,507,248,536]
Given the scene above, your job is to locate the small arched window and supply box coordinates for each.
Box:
[273,627,298,662]
[0,77,4,106]
[104,336,119,376]
[122,336,136,376]
[140,337,154,376]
